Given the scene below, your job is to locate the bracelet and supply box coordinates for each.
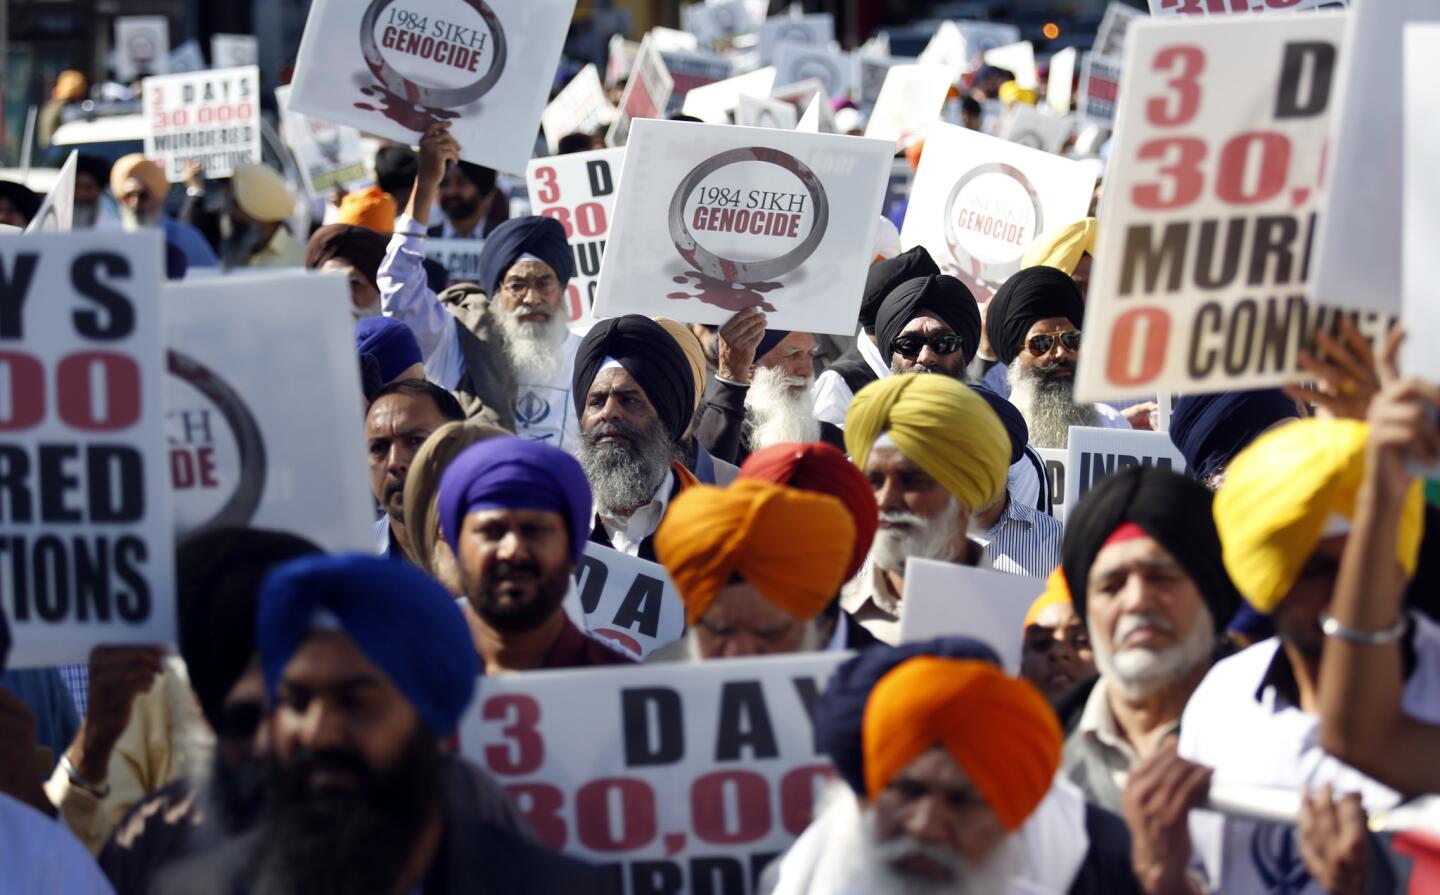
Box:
[60,754,111,799]
[1320,612,1408,645]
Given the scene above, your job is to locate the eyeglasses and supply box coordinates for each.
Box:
[1025,331,1082,356]
[502,275,560,299]
[891,334,964,359]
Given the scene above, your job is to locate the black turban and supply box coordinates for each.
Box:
[75,154,113,190]
[1061,466,1241,635]
[0,181,41,224]
[971,385,1028,465]
[374,146,418,196]
[860,246,939,335]
[815,637,1002,798]
[757,329,791,360]
[986,267,1086,367]
[306,224,389,290]
[176,527,322,731]
[875,275,982,368]
[477,216,575,298]
[573,315,696,443]
[453,161,497,195]
[1170,389,1300,483]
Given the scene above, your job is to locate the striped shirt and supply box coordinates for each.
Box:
[973,494,1063,579]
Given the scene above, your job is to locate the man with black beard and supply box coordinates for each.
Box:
[983,267,1132,449]
[427,159,503,240]
[155,554,606,895]
[437,436,636,672]
[573,315,701,560]
[874,274,982,381]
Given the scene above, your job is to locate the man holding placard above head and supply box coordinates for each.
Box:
[841,374,1012,644]
[380,122,579,444]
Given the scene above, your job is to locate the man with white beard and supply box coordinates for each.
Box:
[1055,466,1240,816]
[379,122,581,444]
[840,375,1013,644]
[108,154,219,269]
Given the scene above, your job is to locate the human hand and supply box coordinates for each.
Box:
[182,161,205,192]
[1123,742,1211,895]
[1298,785,1367,895]
[416,122,460,190]
[71,646,165,783]
[1284,319,1394,421]
[717,307,768,384]
[1123,401,1160,431]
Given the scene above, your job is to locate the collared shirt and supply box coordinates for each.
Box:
[812,334,890,429]
[1063,676,1179,815]
[839,541,991,645]
[597,470,675,558]
[245,225,304,269]
[973,493,1062,578]
[434,216,492,241]
[543,616,638,669]
[1179,615,1440,895]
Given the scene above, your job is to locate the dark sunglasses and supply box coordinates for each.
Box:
[1025,331,1082,356]
[892,334,964,359]
[217,700,264,741]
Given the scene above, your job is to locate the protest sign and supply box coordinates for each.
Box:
[955,22,1023,70]
[287,0,576,175]
[0,232,173,668]
[773,43,850,100]
[116,16,169,82]
[164,272,374,554]
[736,95,799,130]
[984,41,1038,89]
[770,79,824,108]
[758,14,834,66]
[1000,106,1074,155]
[1077,53,1122,129]
[608,37,674,148]
[275,85,369,197]
[1150,0,1346,15]
[900,122,1097,303]
[459,653,846,893]
[1311,1,1436,318]
[658,48,736,117]
[168,41,206,75]
[26,151,77,234]
[918,22,967,77]
[210,33,258,69]
[543,64,613,153]
[574,544,684,659]
[863,63,953,146]
[143,66,262,182]
[855,55,902,110]
[682,67,777,123]
[649,27,701,53]
[682,0,758,47]
[526,146,624,325]
[898,560,1044,674]
[607,35,641,86]
[1404,25,1440,385]
[1093,1,1147,59]
[1037,448,1069,523]
[1064,427,1187,511]
[1073,14,1373,403]
[1048,47,1078,115]
[592,119,892,334]
[424,239,487,288]
[795,95,836,134]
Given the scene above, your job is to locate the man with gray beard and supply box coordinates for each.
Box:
[1056,466,1241,816]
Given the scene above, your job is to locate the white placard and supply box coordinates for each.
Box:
[1094,2,1147,59]
[2,232,173,668]
[26,151,77,233]
[1077,53,1122,129]
[898,559,1045,674]
[649,26,701,53]
[1048,47,1078,115]
[1404,25,1440,384]
[918,21,968,78]
[607,35,641,87]
[164,272,373,554]
[423,239,486,288]
[863,63,953,146]
[1037,448,1069,523]
[773,42,851,100]
[608,36,674,148]
[275,85,370,198]
[658,48,736,117]
[984,41,1038,89]
[167,41,206,75]
[999,106,1074,155]
[899,122,1097,304]
[758,14,835,65]
[116,16,170,82]
[736,95,799,130]
[1150,0,1346,15]
[1074,15,1368,403]
[210,33,259,69]
[1311,0,1434,317]
[593,119,892,335]
[526,146,624,326]
[855,55,904,110]
[143,66,262,182]
[682,0,758,46]
[543,65,614,154]
[795,94,836,133]
[955,22,1023,71]
[1063,427,1187,512]
[682,66,777,123]
[287,0,577,175]
[573,544,684,659]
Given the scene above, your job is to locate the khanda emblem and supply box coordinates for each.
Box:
[516,391,552,428]
[1250,822,1310,895]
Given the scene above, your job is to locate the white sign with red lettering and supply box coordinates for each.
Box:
[592,119,893,334]
[2,233,174,668]
[900,122,1097,304]
[143,66,261,182]
[608,36,674,148]
[1074,14,1367,403]
[543,64,614,153]
[287,0,577,174]
[573,543,684,660]
[1150,0,1347,15]
[526,147,624,326]
[899,560,1044,674]
[459,653,846,894]
[1077,53,1122,129]
[658,48,736,118]
[1093,1,1146,59]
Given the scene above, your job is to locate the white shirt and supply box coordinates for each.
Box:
[0,791,116,893]
[597,470,674,557]
[812,334,889,429]
[1179,615,1440,894]
[511,331,583,453]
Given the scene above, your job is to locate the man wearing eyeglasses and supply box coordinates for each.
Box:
[873,274,982,381]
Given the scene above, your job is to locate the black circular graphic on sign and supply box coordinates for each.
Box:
[668,146,830,284]
[359,0,508,108]
[941,162,1043,286]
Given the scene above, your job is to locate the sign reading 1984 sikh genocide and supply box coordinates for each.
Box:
[143,66,262,182]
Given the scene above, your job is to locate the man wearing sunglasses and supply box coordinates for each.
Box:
[874,274,982,382]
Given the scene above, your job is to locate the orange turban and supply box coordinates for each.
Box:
[1024,567,1073,630]
[54,71,87,102]
[863,657,1061,830]
[655,479,856,625]
[337,186,397,235]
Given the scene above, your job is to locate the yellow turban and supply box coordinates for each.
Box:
[863,657,1061,830]
[337,186,397,235]
[1024,567,1073,630]
[653,317,707,413]
[1214,418,1425,614]
[1022,218,1097,276]
[999,81,1038,107]
[110,154,168,199]
[845,374,1010,512]
[232,164,295,223]
[655,479,856,625]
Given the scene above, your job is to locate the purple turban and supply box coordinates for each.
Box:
[355,317,423,384]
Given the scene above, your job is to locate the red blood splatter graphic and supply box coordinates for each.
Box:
[667,272,782,313]
[355,84,460,133]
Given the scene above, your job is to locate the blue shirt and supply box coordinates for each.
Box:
[161,216,218,269]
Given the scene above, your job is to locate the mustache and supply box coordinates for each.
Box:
[1114,612,1175,643]
[585,420,647,446]
[866,832,969,875]
[879,510,926,527]
[383,474,405,499]
[491,560,540,579]
[285,747,374,789]
[1034,360,1076,379]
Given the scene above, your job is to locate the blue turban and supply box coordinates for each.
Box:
[355,317,423,384]
[757,329,791,361]
[971,385,1028,466]
[1170,389,1300,482]
[437,436,593,565]
[258,554,478,738]
[476,216,575,298]
[814,637,1002,798]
